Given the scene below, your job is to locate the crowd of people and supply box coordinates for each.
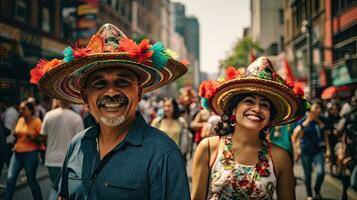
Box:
[0,23,356,200]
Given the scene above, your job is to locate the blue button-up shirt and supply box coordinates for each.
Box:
[55,112,190,200]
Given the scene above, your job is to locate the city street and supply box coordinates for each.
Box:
[0,158,356,199]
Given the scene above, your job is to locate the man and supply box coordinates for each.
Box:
[41,99,84,200]
[30,23,190,200]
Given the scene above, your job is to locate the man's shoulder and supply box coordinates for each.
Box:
[69,126,95,145]
[144,125,179,150]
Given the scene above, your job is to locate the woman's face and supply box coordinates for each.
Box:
[19,103,32,118]
[233,95,271,132]
[310,102,322,116]
[164,100,174,117]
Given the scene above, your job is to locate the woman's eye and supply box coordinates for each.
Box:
[244,98,254,104]
[261,103,270,108]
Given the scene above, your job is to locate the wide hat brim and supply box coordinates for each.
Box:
[210,77,302,126]
[38,53,187,104]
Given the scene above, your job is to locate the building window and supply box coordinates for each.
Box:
[38,0,53,32]
[15,0,31,23]
[333,0,357,16]
[279,9,284,24]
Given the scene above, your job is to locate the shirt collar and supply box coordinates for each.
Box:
[83,111,147,147]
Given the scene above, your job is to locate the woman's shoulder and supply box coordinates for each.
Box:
[270,143,292,173]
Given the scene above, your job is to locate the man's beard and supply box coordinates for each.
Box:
[100,115,125,127]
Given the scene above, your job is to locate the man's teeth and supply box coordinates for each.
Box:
[103,103,121,108]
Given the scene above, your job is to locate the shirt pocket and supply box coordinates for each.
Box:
[68,172,85,199]
[102,176,139,200]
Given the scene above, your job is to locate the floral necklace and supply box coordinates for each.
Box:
[221,133,271,176]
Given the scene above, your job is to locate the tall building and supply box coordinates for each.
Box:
[251,0,284,55]
[324,0,357,87]
[172,2,200,88]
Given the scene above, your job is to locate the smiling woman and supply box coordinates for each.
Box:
[191,57,309,200]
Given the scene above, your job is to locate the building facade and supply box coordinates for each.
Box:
[0,0,67,104]
[283,0,326,98]
[324,0,357,87]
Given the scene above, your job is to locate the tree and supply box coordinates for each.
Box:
[219,37,263,69]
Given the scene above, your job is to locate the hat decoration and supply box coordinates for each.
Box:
[209,57,309,126]
[198,80,219,110]
[30,23,188,104]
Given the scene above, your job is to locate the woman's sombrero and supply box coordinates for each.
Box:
[30,23,188,104]
[210,57,309,126]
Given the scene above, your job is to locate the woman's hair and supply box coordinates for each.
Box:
[214,93,276,139]
[309,99,324,111]
[21,100,35,116]
[163,97,180,120]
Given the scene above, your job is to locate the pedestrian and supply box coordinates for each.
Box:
[40,99,84,200]
[292,100,326,200]
[29,23,190,199]
[4,100,43,200]
[191,57,308,199]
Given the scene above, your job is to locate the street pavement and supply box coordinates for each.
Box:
[1,158,356,200]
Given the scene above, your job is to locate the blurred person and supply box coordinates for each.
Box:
[192,57,308,199]
[190,108,210,144]
[2,98,19,148]
[41,99,84,200]
[27,97,47,120]
[292,100,326,200]
[324,101,341,175]
[0,119,7,189]
[29,24,190,199]
[151,98,187,153]
[4,100,43,200]
[334,90,357,199]
[270,124,296,163]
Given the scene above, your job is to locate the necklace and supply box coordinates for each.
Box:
[220,134,271,197]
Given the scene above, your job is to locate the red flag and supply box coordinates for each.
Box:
[282,58,295,85]
[249,49,256,63]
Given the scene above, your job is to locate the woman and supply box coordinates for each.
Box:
[191,57,308,200]
[151,98,189,149]
[292,100,326,200]
[4,100,43,200]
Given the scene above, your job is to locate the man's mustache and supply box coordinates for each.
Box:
[97,95,129,107]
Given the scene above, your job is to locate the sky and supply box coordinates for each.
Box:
[173,0,251,74]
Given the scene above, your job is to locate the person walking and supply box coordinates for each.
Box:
[41,99,84,200]
[29,23,190,200]
[4,100,43,200]
[292,100,326,200]
[191,57,308,199]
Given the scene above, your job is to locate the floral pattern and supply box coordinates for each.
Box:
[208,135,277,200]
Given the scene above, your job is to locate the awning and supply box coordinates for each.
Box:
[321,85,351,100]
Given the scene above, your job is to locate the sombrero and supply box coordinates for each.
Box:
[30,23,188,104]
[210,57,309,126]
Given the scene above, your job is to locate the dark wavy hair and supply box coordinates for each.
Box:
[163,97,181,120]
[214,93,276,139]
[21,100,35,116]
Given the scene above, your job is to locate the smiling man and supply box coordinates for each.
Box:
[30,24,190,200]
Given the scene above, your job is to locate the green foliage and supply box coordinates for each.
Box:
[219,37,263,69]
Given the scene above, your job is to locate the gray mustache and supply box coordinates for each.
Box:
[97,95,129,107]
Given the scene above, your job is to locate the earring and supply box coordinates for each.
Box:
[263,127,271,134]
[230,115,236,127]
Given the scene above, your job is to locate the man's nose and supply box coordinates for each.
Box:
[104,84,120,97]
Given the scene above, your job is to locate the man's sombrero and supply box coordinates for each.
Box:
[210,57,309,126]
[30,23,188,104]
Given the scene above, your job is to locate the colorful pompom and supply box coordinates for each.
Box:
[150,42,168,69]
[164,49,178,59]
[200,98,210,110]
[63,47,74,63]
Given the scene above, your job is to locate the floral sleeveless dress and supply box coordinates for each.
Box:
[207,134,277,200]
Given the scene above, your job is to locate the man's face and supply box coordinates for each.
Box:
[83,67,141,127]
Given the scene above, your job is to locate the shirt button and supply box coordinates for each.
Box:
[104,182,108,187]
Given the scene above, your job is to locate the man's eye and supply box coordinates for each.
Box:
[116,79,130,87]
[92,81,106,88]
